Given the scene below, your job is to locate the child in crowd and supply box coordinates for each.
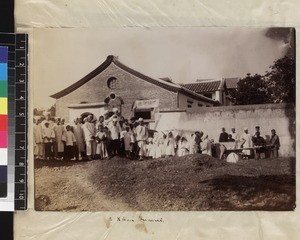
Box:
[64,125,76,160]
[165,132,176,157]
[146,137,155,159]
[95,124,108,160]
[160,134,167,157]
[228,134,235,142]
[153,132,161,158]
[42,122,55,160]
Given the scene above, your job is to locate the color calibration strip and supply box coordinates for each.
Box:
[14,34,28,210]
[0,33,28,211]
[0,46,8,198]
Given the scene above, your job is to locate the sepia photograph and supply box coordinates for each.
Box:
[32,27,295,211]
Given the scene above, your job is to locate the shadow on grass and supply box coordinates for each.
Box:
[203,174,296,211]
[90,157,295,210]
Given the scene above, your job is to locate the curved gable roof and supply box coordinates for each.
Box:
[50,55,216,104]
[50,55,181,99]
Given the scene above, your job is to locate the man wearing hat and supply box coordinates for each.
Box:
[41,112,54,129]
[252,126,261,138]
[240,127,252,158]
[135,118,148,160]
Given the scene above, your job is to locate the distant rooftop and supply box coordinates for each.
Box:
[182,77,240,93]
[181,80,222,93]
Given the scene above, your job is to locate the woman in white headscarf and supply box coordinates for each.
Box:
[201,134,212,156]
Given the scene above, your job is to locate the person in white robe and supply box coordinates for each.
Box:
[95,124,108,159]
[165,132,176,157]
[73,118,85,160]
[120,126,132,158]
[64,125,77,160]
[189,134,198,154]
[52,117,65,160]
[146,137,155,158]
[230,128,239,148]
[201,134,212,156]
[240,127,252,158]
[177,137,190,157]
[42,122,55,160]
[153,132,161,158]
[135,118,148,160]
[41,112,55,158]
[108,118,121,156]
[160,134,167,157]
[82,115,96,160]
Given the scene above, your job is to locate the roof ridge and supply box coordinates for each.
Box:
[112,58,181,90]
[50,55,115,99]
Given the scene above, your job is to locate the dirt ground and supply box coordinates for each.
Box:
[34,154,295,211]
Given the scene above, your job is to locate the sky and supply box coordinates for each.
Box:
[32,27,292,109]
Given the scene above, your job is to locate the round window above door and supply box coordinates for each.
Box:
[107,77,118,89]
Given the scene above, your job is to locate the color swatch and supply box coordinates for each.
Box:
[0,46,8,198]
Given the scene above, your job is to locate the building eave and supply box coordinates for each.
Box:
[50,56,115,99]
[179,87,218,105]
[68,102,107,109]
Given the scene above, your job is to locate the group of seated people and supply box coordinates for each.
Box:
[218,126,281,159]
[33,109,281,161]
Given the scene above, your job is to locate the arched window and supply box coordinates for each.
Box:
[107,77,118,89]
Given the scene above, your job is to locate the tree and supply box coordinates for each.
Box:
[264,56,295,103]
[230,74,268,105]
[229,56,295,105]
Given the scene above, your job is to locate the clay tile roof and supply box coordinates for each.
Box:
[181,80,222,93]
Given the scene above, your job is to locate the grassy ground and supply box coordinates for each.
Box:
[34,154,295,211]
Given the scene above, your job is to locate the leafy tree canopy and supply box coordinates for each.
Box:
[230,56,295,105]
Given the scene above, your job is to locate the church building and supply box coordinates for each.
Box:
[50,55,217,123]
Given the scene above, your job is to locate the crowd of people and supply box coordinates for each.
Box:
[33,108,281,161]
[218,126,281,159]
